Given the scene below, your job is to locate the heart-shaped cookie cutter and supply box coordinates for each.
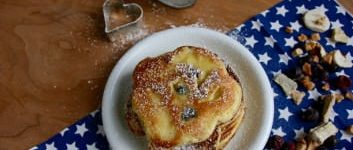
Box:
[103,0,143,42]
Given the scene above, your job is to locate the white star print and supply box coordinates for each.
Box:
[264,35,276,48]
[75,123,88,137]
[272,127,286,137]
[340,130,353,142]
[325,37,336,47]
[66,142,78,150]
[276,6,288,17]
[290,21,302,32]
[97,124,105,136]
[258,52,272,65]
[284,37,298,48]
[245,36,258,48]
[87,143,99,150]
[278,107,293,121]
[336,6,346,15]
[336,70,350,77]
[279,53,291,65]
[60,128,69,136]
[296,5,308,14]
[331,19,344,29]
[251,20,261,31]
[294,127,305,140]
[45,142,57,150]
[347,109,353,119]
[270,21,283,32]
[261,10,269,17]
[308,88,321,100]
[315,4,328,13]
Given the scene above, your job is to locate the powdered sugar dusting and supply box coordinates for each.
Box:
[176,63,220,100]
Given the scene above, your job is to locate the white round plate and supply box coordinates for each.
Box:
[102,27,273,150]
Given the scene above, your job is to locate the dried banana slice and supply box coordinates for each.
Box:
[303,8,330,32]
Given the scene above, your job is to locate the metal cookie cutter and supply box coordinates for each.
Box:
[103,0,143,42]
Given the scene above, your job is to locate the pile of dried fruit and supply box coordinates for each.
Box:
[270,7,353,150]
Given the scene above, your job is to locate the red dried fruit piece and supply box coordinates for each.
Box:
[266,135,284,150]
[302,63,312,76]
[336,75,352,90]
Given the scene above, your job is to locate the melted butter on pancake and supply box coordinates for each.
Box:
[130,46,243,148]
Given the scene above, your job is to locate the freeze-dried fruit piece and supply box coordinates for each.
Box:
[274,73,298,96]
[309,122,338,144]
[333,50,353,68]
[321,94,335,123]
[331,28,348,43]
[290,90,305,105]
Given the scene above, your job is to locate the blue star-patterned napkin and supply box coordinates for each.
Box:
[32,0,353,149]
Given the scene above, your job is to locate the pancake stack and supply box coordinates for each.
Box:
[126,46,245,149]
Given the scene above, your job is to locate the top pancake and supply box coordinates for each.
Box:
[131,46,243,148]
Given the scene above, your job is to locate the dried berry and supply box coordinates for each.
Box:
[302,63,312,76]
[311,33,321,41]
[285,26,293,34]
[176,85,188,95]
[298,34,308,42]
[301,108,320,122]
[346,125,353,135]
[282,141,296,150]
[181,107,196,121]
[266,135,284,150]
[308,44,321,56]
[336,75,352,90]
[322,135,337,148]
[311,63,328,81]
[301,78,315,90]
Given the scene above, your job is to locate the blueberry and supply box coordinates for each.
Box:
[182,107,196,121]
[176,85,188,95]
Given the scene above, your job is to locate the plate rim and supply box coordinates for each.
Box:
[102,27,274,150]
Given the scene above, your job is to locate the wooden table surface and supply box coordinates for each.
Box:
[0,0,352,149]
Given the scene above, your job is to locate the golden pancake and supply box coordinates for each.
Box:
[126,46,244,149]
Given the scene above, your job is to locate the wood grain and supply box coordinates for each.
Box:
[0,0,352,149]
